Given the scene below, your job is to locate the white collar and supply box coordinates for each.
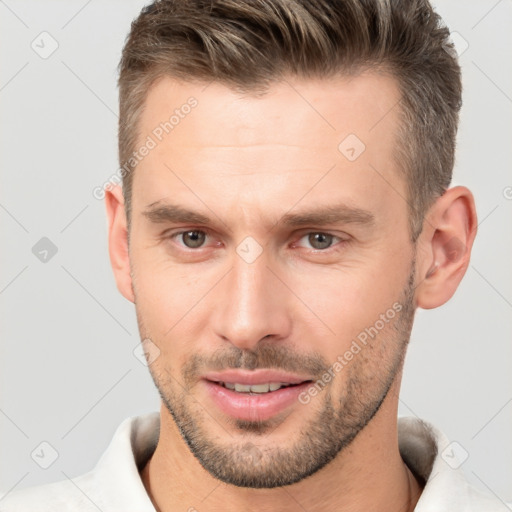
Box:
[93,413,505,511]
[3,413,506,511]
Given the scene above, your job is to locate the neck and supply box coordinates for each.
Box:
[141,378,423,512]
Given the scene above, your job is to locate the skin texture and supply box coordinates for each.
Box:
[106,72,477,512]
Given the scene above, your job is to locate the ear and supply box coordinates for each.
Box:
[105,185,134,303]
[415,186,477,309]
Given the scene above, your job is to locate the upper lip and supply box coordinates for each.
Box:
[203,369,312,386]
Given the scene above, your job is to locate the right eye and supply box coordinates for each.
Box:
[173,230,208,248]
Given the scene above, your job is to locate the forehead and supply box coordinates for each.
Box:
[139,71,401,148]
[132,72,406,226]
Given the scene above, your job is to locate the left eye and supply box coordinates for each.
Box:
[299,233,339,250]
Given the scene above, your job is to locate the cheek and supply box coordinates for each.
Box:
[131,248,215,346]
[284,257,410,357]
[134,273,205,384]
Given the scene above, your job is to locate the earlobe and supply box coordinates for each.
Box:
[105,185,135,303]
[415,186,477,310]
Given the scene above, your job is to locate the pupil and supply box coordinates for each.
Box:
[183,231,205,248]
[309,233,332,250]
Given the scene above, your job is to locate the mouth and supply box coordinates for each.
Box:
[212,381,306,394]
[202,370,314,422]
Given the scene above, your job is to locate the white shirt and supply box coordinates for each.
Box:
[0,413,507,511]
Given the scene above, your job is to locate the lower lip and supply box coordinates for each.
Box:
[203,380,312,422]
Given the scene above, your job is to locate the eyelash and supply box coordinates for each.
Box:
[164,229,347,253]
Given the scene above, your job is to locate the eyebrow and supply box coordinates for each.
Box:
[142,202,212,225]
[142,201,375,229]
[279,205,375,228]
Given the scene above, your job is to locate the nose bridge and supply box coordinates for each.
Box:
[213,250,291,350]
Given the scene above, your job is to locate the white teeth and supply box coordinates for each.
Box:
[249,383,270,393]
[234,383,252,392]
[225,382,289,393]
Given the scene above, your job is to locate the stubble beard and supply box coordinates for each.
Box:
[137,263,417,488]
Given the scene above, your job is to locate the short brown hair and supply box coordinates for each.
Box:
[118,0,462,240]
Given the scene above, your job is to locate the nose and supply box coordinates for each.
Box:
[211,250,293,351]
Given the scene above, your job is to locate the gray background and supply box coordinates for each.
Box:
[1,0,511,504]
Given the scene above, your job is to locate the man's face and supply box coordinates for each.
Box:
[128,73,417,487]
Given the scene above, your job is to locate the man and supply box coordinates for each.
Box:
[1,0,507,510]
